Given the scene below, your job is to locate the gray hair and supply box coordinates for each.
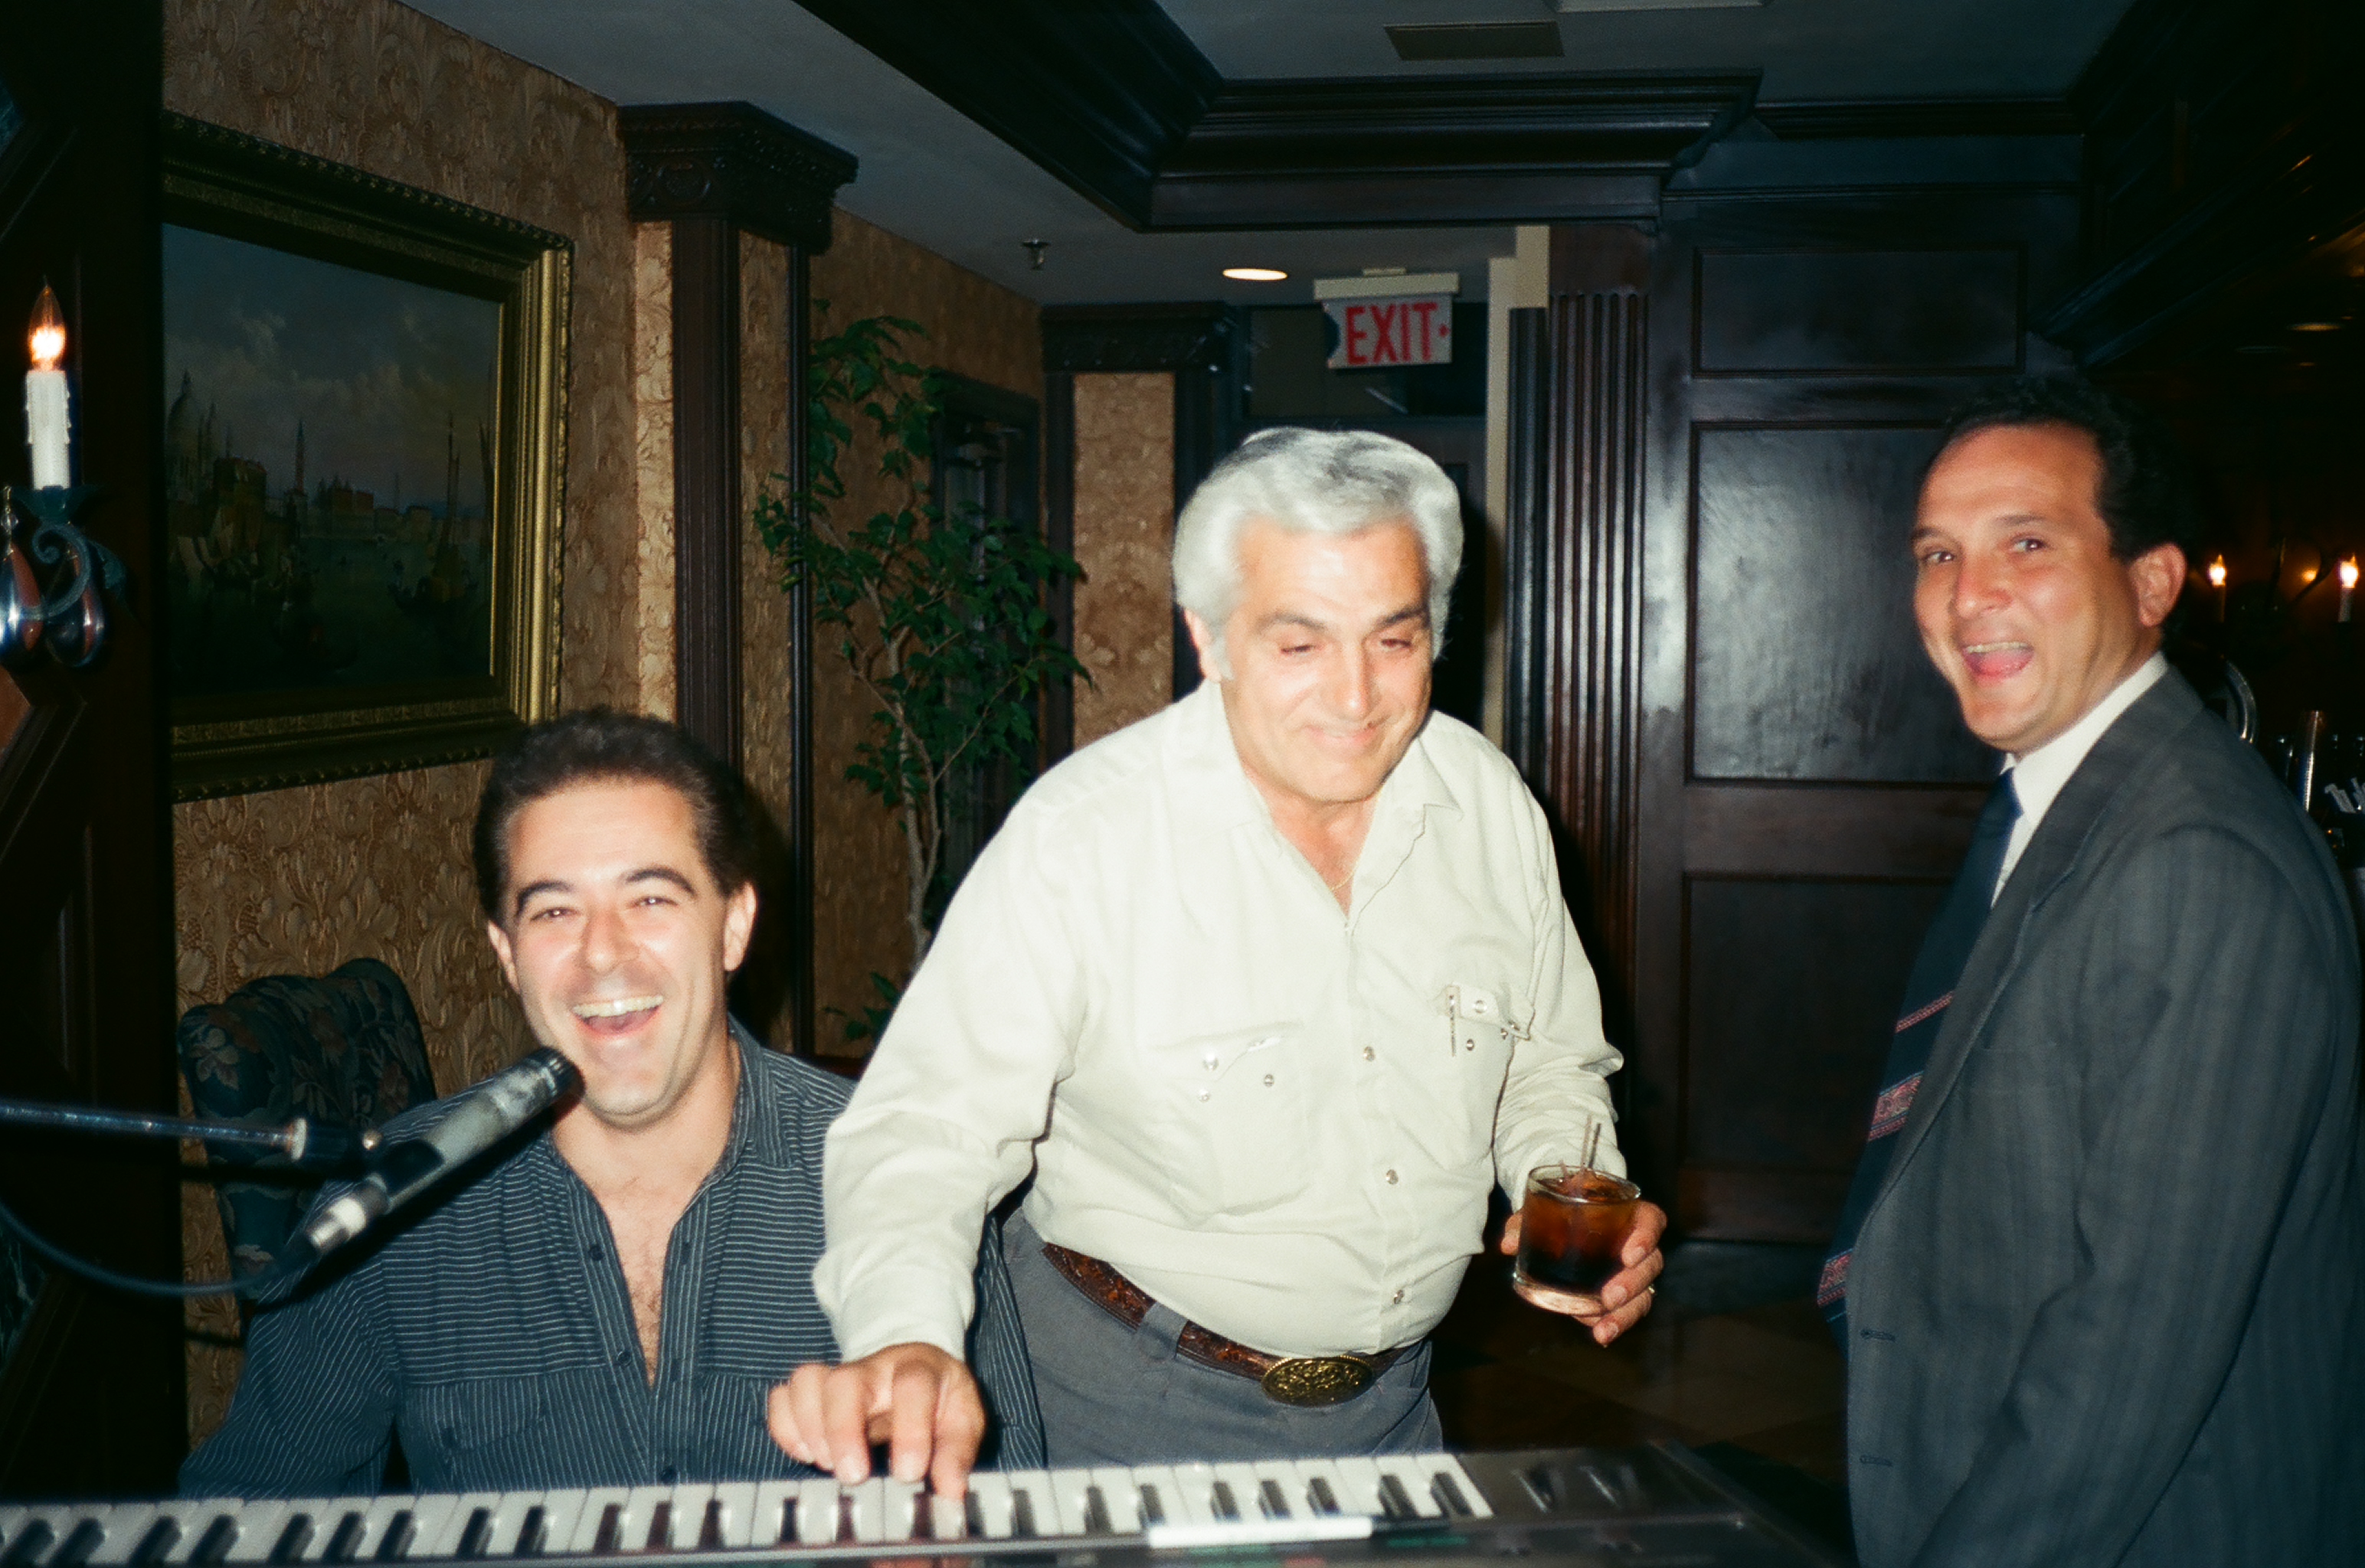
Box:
[1171,426,1464,668]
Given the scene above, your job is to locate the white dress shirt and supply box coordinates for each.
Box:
[1994,651,2169,900]
[814,681,1625,1362]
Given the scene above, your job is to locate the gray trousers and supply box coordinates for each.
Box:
[1003,1212,1444,1465]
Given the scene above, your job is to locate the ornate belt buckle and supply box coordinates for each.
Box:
[1258,1354,1377,1407]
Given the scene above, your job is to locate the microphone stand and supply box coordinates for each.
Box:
[0,1096,379,1171]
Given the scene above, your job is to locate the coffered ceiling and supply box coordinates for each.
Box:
[410,0,2141,307]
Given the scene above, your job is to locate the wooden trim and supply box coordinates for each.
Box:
[1753,98,2079,141]
[619,102,857,253]
[1683,785,1986,879]
[783,247,816,1058]
[1043,371,1077,763]
[670,214,742,769]
[1680,1164,1853,1244]
[1500,305,1551,787]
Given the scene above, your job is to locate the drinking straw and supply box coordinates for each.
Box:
[1582,1122,1602,1174]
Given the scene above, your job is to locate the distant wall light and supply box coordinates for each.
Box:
[1223,267,1288,282]
[2290,320,2343,332]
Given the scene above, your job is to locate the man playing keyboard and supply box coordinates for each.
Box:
[182,712,1041,1501]
[788,430,1665,1477]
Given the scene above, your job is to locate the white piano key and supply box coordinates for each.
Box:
[1420,1453,1491,1518]
[469,1494,543,1557]
[0,1508,28,1554]
[219,1501,298,1564]
[1328,1457,1386,1517]
[1089,1468,1143,1534]
[1126,1465,1182,1529]
[1287,1459,1349,1517]
[661,1486,714,1550]
[921,1491,967,1543]
[509,1491,577,1559]
[1,1504,68,1567]
[747,1483,797,1548]
[562,1489,631,1555]
[877,1480,924,1543]
[1212,1463,1268,1522]
[1041,1470,1094,1537]
[420,1494,501,1561]
[35,1502,124,1567]
[335,1497,417,1563]
[162,1501,244,1565]
[707,1483,757,1549]
[1001,1471,1056,1539]
[793,1480,841,1546]
[387,1496,460,1563]
[836,1480,882,1544]
[962,1473,1013,1540]
[620,1488,672,1553]
[1166,1463,1222,1526]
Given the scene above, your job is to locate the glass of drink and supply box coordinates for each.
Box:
[1513,1164,1641,1302]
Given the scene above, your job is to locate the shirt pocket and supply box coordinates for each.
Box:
[403,1378,551,1488]
[1140,1021,1310,1219]
[1405,982,1526,1171]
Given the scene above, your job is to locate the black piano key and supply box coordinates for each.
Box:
[1209,1482,1239,1523]
[962,1494,984,1540]
[456,1509,494,1560]
[1429,1472,1472,1518]
[270,1514,316,1564]
[1009,1491,1037,1540]
[695,1501,724,1552]
[641,1505,669,1553]
[1258,1480,1290,1520]
[190,1515,240,1566]
[322,1513,368,1564]
[775,1498,796,1547]
[3,1520,55,1566]
[513,1508,547,1559]
[1081,1488,1111,1537]
[375,1511,415,1563]
[1136,1486,1165,1527]
[1307,1478,1341,1516]
[131,1518,180,1566]
[834,1494,856,1546]
[590,1506,621,1557]
[54,1520,106,1568]
[1376,1475,1418,1522]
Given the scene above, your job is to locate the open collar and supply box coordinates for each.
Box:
[1166,681,1464,841]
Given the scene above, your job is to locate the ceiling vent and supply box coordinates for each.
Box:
[1386,22,1565,61]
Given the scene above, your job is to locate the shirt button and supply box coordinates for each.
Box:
[584,1243,602,1262]
[614,1348,633,1368]
[1384,1169,1398,1185]
[1202,1054,1218,1071]
[1392,1288,1405,1305]
[1262,1073,1275,1087]
[659,1465,678,1485]
[1196,1089,1210,1102]
[1362,1046,1375,1062]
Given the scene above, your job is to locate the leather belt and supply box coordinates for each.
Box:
[1041,1241,1407,1408]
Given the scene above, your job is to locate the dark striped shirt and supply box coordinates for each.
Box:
[182,1024,1043,1498]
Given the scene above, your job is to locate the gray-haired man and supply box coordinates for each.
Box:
[774,429,1664,1477]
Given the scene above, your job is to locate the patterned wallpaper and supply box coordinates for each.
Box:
[1071,373,1179,747]
[799,213,1041,1047]
[164,0,648,1445]
[737,235,799,1050]
[633,223,677,720]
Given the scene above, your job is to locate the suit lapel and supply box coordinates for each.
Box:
[1870,673,2210,1208]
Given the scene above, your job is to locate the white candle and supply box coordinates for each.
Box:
[25,283,68,491]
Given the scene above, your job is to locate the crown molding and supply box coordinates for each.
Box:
[618,101,858,253]
[1754,98,2079,140]
[790,2,1756,229]
[1042,302,1242,376]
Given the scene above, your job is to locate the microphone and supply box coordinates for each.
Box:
[290,1047,580,1267]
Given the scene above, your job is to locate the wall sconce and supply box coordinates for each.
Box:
[1,282,122,668]
[2209,554,2228,620]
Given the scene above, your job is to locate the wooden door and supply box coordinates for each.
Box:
[0,0,184,1494]
[1522,188,2079,1242]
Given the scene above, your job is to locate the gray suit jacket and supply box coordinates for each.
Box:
[1845,672,2365,1567]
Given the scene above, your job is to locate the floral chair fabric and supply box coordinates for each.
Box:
[176,958,437,1277]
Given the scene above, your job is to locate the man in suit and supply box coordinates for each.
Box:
[1827,377,2363,1566]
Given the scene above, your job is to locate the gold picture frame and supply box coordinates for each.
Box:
[162,114,567,799]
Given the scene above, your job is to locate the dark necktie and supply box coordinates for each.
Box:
[1820,771,2021,1344]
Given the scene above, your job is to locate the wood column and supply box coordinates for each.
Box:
[621,103,854,1055]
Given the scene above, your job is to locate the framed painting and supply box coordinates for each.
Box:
[161,114,568,799]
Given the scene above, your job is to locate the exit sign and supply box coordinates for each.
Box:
[1324,296,1454,368]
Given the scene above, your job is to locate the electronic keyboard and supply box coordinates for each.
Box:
[0,1446,1840,1567]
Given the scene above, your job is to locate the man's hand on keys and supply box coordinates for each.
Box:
[770,1343,986,1499]
[1500,1200,1668,1344]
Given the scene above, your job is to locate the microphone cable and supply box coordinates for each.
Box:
[0,1189,307,1300]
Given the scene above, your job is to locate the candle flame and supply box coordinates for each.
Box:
[27,283,64,371]
[2207,556,2227,588]
[2344,558,2360,591]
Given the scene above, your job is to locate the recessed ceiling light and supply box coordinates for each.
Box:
[1223,267,1288,282]
[2234,344,2285,355]
[2289,320,2343,332]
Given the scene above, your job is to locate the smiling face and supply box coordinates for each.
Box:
[1912,423,2184,757]
[1187,518,1434,817]
[483,778,755,1132]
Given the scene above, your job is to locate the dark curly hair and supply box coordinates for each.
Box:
[472,709,756,922]
[1932,376,2200,562]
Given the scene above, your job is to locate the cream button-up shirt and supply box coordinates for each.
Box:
[813,681,1625,1363]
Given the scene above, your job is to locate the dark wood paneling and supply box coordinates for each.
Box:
[1690,425,1994,784]
[1695,250,2023,376]
[1684,784,1986,879]
[782,247,816,1058]
[1754,98,2080,141]
[1042,372,1076,763]
[1683,875,1949,1238]
[668,214,742,768]
[1499,306,1550,788]
[619,102,859,251]
[0,0,185,1493]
